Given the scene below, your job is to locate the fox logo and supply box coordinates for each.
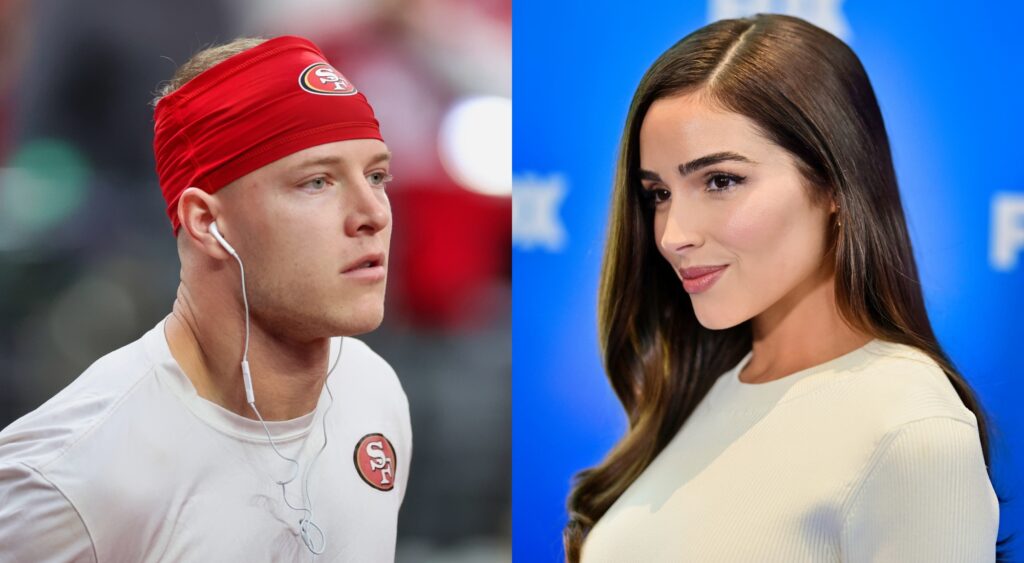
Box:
[353,433,397,491]
[298,62,357,96]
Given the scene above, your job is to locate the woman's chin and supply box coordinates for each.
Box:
[692,305,746,331]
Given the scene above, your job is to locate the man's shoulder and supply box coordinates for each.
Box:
[0,325,168,562]
[0,325,161,471]
[0,460,97,561]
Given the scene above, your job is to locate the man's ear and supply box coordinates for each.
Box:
[178,187,232,260]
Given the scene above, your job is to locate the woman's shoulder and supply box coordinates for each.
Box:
[842,339,979,430]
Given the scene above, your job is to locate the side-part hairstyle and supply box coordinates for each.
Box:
[564,13,1010,562]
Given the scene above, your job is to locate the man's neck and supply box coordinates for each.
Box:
[164,285,331,421]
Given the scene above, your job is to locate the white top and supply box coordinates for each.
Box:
[0,317,412,562]
[582,339,998,563]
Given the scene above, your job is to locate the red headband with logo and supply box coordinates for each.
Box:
[153,35,383,234]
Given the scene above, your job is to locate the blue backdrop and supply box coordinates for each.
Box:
[512,1,1024,560]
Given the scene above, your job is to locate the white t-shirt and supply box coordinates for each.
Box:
[582,339,998,563]
[0,316,412,562]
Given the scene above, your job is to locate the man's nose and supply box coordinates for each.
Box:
[344,179,390,235]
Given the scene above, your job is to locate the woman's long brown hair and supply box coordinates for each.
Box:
[565,13,1011,561]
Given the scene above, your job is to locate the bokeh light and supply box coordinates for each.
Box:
[0,138,90,250]
[438,95,512,197]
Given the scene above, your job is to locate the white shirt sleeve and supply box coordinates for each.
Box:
[0,462,96,562]
[841,416,999,563]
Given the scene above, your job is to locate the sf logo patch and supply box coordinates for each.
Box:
[298,62,357,96]
[353,433,396,491]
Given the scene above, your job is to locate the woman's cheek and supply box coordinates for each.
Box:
[717,187,812,308]
[717,193,785,256]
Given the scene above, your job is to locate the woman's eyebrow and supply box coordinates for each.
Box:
[639,169,662,182]
[678,151,754,176]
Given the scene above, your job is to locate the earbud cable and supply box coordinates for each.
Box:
[229,250,340,557]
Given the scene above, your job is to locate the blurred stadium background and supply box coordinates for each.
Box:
[513,0,1023,561]
[0,1,510,561]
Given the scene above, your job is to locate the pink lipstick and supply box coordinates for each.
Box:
[680,265,728,294]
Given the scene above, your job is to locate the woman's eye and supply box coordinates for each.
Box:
[706,173,744,192]
[302,177,330,191]
[641,186,671,207]
[367,172,394,187]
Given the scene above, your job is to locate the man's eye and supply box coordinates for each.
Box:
[368,172,394,187]
[302,177,329,191]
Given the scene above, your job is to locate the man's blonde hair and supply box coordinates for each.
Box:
[152,37,268,107]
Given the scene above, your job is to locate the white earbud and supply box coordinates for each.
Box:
[209,221,238,258]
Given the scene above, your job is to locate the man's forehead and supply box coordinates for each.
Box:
[272,140,391,173]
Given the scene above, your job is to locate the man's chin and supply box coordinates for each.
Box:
[329,305,385,337]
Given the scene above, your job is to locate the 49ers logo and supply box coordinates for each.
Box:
[353,433,396,491]
[298,62,357,96]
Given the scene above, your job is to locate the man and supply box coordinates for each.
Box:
[0,36,411,561]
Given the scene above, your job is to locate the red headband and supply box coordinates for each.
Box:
[153,35,383,234]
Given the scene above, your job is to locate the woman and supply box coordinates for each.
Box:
[566,13,1007,562]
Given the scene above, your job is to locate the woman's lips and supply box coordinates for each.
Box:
[679,265,728,294]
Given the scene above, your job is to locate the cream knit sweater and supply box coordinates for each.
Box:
[581,340,998,562]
